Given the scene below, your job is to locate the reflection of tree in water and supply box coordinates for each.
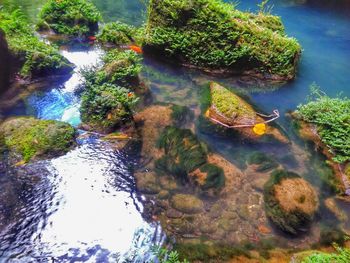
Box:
[0,0,46,22]
[0,0,146,26]
[92,0,146,26]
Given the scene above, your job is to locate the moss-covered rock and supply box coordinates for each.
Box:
[205,82,288,143]
[144,0,301,81]
[0,117,76,163]
[248,152,279,173]
[80,83,138,134]
[171,194,204,214]
[0,9,74,78]
[81,49,142,89]
[264,170,319,235]
[156,126,225,190]
[37,0,101,38]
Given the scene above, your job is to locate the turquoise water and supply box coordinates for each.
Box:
[0,0,350,261]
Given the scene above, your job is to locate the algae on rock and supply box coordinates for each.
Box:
[144,0,301,80]
[0,117,76,163]
[264,169,319,235]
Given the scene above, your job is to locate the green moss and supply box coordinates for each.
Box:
[80,83,138,133]
[0,9,73,78]
[145,0,301,79]
[0,117,76,162]
[301,246,350,263]
[156,127,207,176]
[170,105,193,126]
[156,126,225,190]
[211,82,255,119]
[297,88,350,164]
[37,0,101,37]
[81,50,142,88]
[97,21,136,46]
[264,169,316,235]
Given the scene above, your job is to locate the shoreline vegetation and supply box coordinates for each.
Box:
[0,0,349,262]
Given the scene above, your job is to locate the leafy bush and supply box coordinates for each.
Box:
[80,83,138,132]
[0,8,73,77]
[297,87,350,163]
[97,21,136,45]
[145,0,301,79]
[37,0,101,37]
[152,246,189,263]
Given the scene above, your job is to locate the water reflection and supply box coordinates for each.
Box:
[0,139,162,262]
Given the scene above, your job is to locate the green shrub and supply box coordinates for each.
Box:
[145,0,301,79]
[0,8,73,77]
[297,87,350,163]
[302,245,350,263]
[80,83,138,132]
[37,0,101,37]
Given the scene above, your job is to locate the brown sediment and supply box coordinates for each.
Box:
[274,178,319,214]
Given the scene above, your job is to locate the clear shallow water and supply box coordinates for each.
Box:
[0,0,350,261]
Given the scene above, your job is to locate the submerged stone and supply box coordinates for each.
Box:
[206,82,288,143]
[171,194,204,214]
[144,0,301,81]
[264,169,319,235]
[0,117,76,163]
[37,0,101,38]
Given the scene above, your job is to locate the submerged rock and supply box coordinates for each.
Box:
[171,194,204,214]
[264,169,319,235]
[156,126,225,191]
[0,117,76,163]
[144,0,301,81]
[205,82,288,143]
[37,0,101,38]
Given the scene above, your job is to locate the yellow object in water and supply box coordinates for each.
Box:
[253,123,267,136]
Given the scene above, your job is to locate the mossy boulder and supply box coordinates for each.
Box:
[0,117,76,163]
[37,0,101,38]
[134,171,161,194]
[0,9,74,78]
[144,0,301,81]
[264,170,319,235]
[97,22,136,46]
[80,83,138,134]
[171,194,204,214]
[156,126,225,190]
[205,82,288,143]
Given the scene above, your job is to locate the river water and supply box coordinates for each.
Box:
[0,0,349,262]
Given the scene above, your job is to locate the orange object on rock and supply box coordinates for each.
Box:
[88,36,97,41]
[253,123,267,136]
[128,92,134,98]
[129,45,143,54]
